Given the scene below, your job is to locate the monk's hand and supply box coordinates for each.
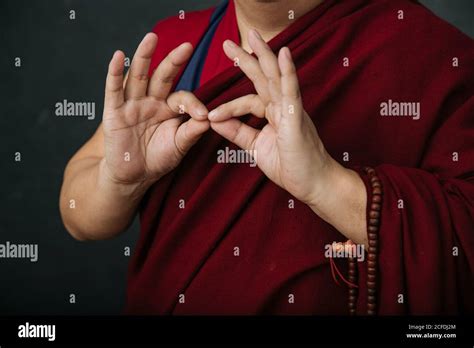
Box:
[209,30,368,245]
[209,29,339,206]
[102,33,209,188]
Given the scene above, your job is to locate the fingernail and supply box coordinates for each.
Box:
[197,106,208,118]
[283,47,291,60]
[179,42,192,50]
[208,109,218,120]
[224,40,237,49]
[144,32,156,42]
[251,29,262,40]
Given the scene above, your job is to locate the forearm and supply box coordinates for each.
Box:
[60,157,153,240]
[308,159,368,247]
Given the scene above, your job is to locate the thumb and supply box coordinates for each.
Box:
[174,118,210,156]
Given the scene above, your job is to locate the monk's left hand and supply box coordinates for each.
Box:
[209,29,368,246]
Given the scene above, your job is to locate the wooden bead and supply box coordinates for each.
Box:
[368,229,378,236]
[367,260,377,270]
[369,210,380,219]
[368,233,378,241]
[368,295,376,303]
[370,203,381,211]
[350,309,356,315]
[372,195,382,203]
[368,239,378,247]
[372,181,382,188]
[349,288,357,295]
[367,253,376,261]
[367,261,376,268]
[367,288,376,295]
[367,309,375,315]
[367,274,376,282]
[372,187,382,195]
[367,281,376,288]
[368,246,377,254]
[369,218,379,226]
[349,295,357,303]
[367,225,379,240]
[367,303,376,311]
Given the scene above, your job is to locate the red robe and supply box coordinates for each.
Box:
[125,0,474,315]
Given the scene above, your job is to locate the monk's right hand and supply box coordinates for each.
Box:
[102,33,209,187]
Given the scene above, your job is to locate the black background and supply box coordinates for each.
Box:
[0,0,473,315]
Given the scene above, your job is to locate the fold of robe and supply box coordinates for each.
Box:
[125,0,474,315]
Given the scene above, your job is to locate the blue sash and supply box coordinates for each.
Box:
[174,0,229,92]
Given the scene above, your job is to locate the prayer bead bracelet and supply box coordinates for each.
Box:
[348,167,382,315]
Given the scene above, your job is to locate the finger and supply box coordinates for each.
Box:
[279,47,302,103]
[223,40,271,103]
[208,94,265,121]
[124,33,158,100]
[167,90,208,121]
[248,30,281,103]
[175,118,210,156]
[104,50,125,110]
[278,46,304,125]
[148,42,193,100]
[211,118,259,152]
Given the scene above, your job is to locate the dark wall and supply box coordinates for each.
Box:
[0,0,473,315]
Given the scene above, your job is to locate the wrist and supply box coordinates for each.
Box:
[308,158,365,211]
[306,157,343,209]
[307,159,368,244]
[98,158,155,201]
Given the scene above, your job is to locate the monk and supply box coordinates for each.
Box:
[59,0,474,315]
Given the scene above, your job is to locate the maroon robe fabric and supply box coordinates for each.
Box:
[125,0,474,315]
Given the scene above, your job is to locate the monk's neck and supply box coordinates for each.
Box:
[234,0,324,52]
